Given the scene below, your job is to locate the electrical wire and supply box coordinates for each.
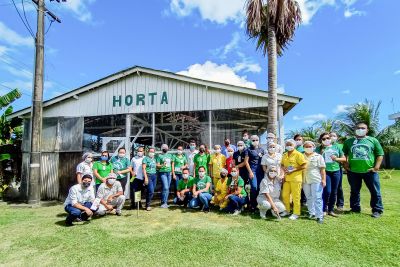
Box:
[45,17,55,35]
[10,0,35,38]
[21,0,35,37]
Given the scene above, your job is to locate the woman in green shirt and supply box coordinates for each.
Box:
[142,147,157,211]
[189,166,212,213]
[172,145,188,196]
[92,150,113,191]
[316,132,346,217]
[225,167,247,216]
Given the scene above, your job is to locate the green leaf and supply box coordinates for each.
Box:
[0,153,11,161]
[0,89,22,109]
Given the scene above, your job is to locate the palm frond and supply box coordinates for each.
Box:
[0,89,21,109]
[245,0,266,37]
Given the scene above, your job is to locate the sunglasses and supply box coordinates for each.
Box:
[322,137,331,141]
[251,140,259,142]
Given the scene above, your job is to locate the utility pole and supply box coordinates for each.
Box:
[28,0,62,204]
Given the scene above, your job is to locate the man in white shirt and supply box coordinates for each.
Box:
[130,146,145,209]
[96,173,126,216]
[64,174,95,226]
[185,139,198,176]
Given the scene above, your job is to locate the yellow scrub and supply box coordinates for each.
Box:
[281,150,307,215]
[209,153,226,186]
[211,178,229,209]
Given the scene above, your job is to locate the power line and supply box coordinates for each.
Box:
[21,0,35,37]
[10,0,35,38]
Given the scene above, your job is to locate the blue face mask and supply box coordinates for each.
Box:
[101,156,108,161]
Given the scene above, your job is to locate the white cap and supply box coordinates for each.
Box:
[267,133,276,138]
[161,144,168,150]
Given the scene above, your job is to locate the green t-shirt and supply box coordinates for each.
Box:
[227,176,247,197]
[244,139,252,148]
[343,136,384,173]
[316,144,344,172]
[143,156,157,174]
[296,145,305,153]
[173,154,187,174]
[157,153,173,172]
[335,142,344,150]
[177,177,194,191]
[110,156,130,179]
[92,161,113,184]
[193,175,212,193]
[193,153,210,176]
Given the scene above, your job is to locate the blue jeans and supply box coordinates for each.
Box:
[323,170,341,212]
[159,172,171,205]
[174,173,183,196]
[189,192,212,209]
[347,171,383,213]
[303,183,323,219]
[65,202,93,223]
[336,167,344,208]
[227,195,246,213]
[146,174,157,208]
[249,166,262,209]
[173,191,192,206]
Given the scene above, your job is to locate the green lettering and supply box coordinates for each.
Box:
[136,94,145,105]
[161,91,168,105]
[113,95,122,107]
[148,92,157,105]
[125,95,133,106]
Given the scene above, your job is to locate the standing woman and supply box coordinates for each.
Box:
[294,134,305,153]
[110,148,131,193]
[93,150,114,191]
[76,152,94,185]
[209,144,226,186]
[316,132,346,217]
[189,166,212,213]
[303,141,326,224]
[281,139,307,220]
[142,147,157,211]
[193,144,210,178]
[157,144,174,208]
[172,145,188,196]
[225,167,247,215]
[330,132,345,211]
[261,142,283,180]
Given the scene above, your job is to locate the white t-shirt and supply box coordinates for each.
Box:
[131,156,144,180]
[261,153,282,177]
[304,153,326,184]
[96,181,123,201]
[185,149,198,175]
[258,178,282,200]
[64,184,95,207]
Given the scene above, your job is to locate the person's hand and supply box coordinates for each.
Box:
[106,204,114,211]
[117,171,122,175]
[84,208,93,216]
[144,178,149,185]
[180,195,185,201]
[272,206,279,215]
[249,172,254,179]
[102,178,106,183]
[172,174,176,180]
[321,180,326,188]
[107,196,114,203]
[193,191,198,198]
[224,195,230,200]
[331,155,337,161]
[368,167,379,173]
[238,194,243,198]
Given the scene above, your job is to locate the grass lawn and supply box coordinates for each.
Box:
[1,171,399,267]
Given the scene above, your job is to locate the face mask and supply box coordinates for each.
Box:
[82,182,91,188]
[269,172,277,178]
[199,148,205,153]
[220,173,227,178]
[101,156,108,161]
[148,152,155,158]
[215,149,221,154]
[322,139,331,146]
[304,147,314,154]
[286,146,294,151]
[118,153,125,158]
[268,148,276,154]
[238,145,244,151]
[190,145,196,151]
[224,141,230,146]
[137,152,144,157]
[182,174,189,179]
[356,129,367,137]
[162,149,168,153]
[331,137,338,143]
[177,150,183,155]
[252,141,259,147]
[228,152,234,157]
[243,135,249,141]
[231,172,238,177]
[107,178,116,185]
[296,140,303,146]
[84,158,92,164]
[198,171,205,178]
[267,138,274,143]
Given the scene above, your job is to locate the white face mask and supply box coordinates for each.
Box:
[228,151,234,157]
[238,145,244,151]
[286,146,294,151]
[198,171,205,178]
[252,141,259,147]
[267,138,274,143]
[148,152,155,158]
[243,135,249,141]
[268,147,276,154]
[118,153,125,158]
[85,158,92,163]
[304,147,314,154]
[231,171,238,177]
[177,150,183,155]
[269,171,277,178]
[215,149,221,154]
[107,178,116,185]
[182,174,189,179]
[322,139,331,146]
[296,140,303,146]
[356,129,367,137]
[331,137,338,143]
[137,151,144,157]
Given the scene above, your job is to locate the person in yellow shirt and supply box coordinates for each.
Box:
[281,139,307,220]
[211,168,229,210]
[209,145,226,186]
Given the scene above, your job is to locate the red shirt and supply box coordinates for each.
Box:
[226,157,234,174]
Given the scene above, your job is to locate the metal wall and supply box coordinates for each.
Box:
[42,73,268,117]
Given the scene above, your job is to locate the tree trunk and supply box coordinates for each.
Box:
[267,24,278,135]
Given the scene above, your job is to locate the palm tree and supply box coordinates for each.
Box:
[245,0,302,135]
[313,119,342,136]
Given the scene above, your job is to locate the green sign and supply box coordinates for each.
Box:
[113,91,168,107]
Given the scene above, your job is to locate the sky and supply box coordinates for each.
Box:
[0,0,399,134]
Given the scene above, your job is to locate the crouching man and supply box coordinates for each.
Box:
[96,173,126,216]
[173,168,194,207]
[64,174,96,226]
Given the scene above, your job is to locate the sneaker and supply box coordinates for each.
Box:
[203,207,210,213]
[279,211,289,217]
[116,211,122,216]
[259,211,266,219]
[317,218,324,224]
[328,211,338,217]
[336,206,344,212]
[323,212,327,216]
[308,214,316,220]
[371,212,382,218]
[160,204,169,209]
[288,214,299,220]
[232,209,241,216]
[146,206,152,211]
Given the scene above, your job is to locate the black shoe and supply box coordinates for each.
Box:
[65,219,73,227]
[351,209,361,213]
[203,207,210,213]
[371,212,382,218]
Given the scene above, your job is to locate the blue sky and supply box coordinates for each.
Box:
[0,0,399,133]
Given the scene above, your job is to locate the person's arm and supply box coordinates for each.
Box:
[131,161,136,177]
[264,193,279,214]
[142,163,149,185]
[93,166,106,183]
[320,167,326,187]
[76,173,82,184]
[192,184,198,196]
[70,188,93,215]
[172,160,176,179]
[370,139,384,172]
[244,156,253,178]
[370,156,383,172]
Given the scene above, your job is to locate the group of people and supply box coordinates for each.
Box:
[64,122,384,226]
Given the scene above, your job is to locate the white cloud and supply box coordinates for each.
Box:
[2,65,32,79]
[293,113,327,124]
[0,22,33,47]
[277,85,285,94]
[58,0,96,22]
[169,0,245,24]
[344,8,366,18]
[333,104,350,114]
[296,0,336,25]
[341,89,350,94]
[233,61,262,73]
[0,45,9,57]
[2,80,32,92]
[177,61,257,88]
[394,70,400,75]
